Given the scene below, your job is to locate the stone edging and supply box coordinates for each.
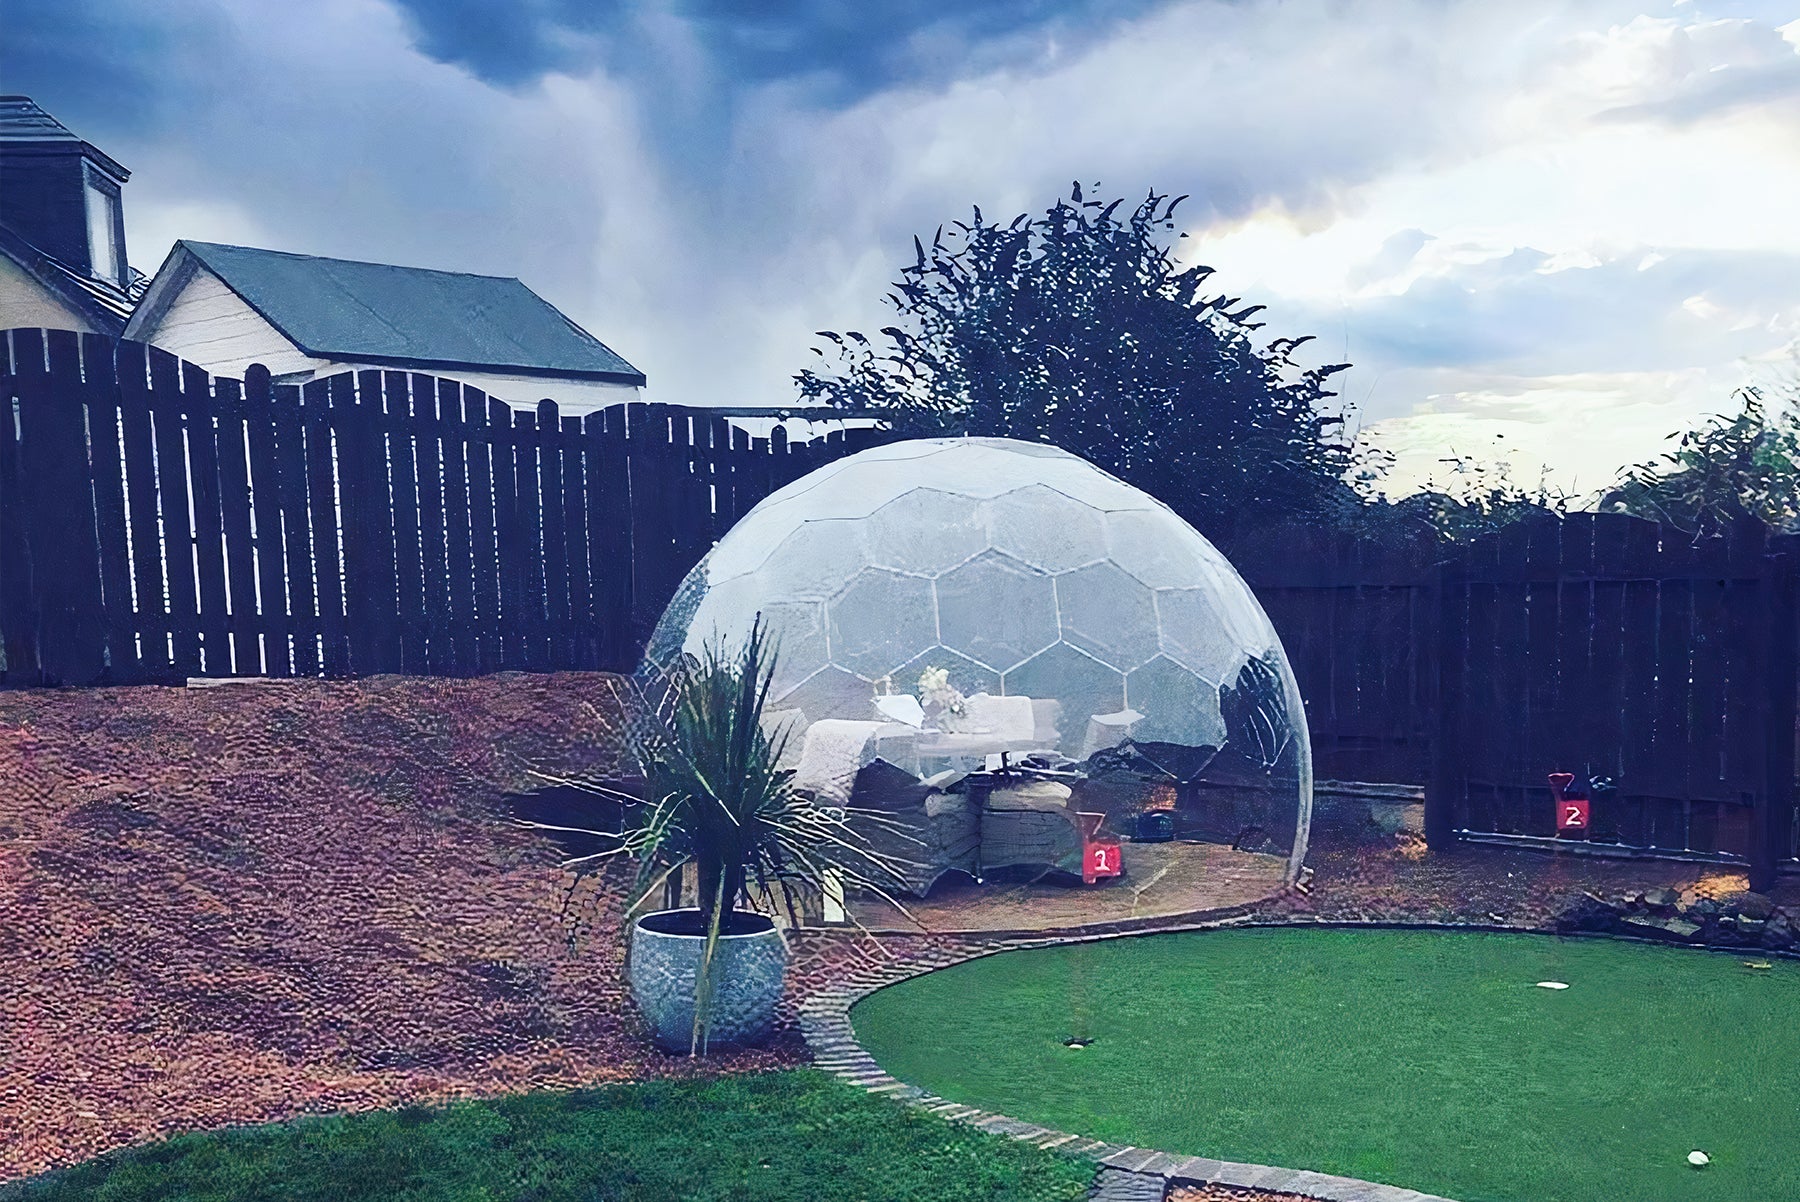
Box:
[796,917,1464,1202]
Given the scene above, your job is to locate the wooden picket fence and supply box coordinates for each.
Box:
[0,328,891,685]
[1225,516,1800,885]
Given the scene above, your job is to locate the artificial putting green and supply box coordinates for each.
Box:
[850,927,1800,1202]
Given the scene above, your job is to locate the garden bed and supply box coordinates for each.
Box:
[0,673,808,1184]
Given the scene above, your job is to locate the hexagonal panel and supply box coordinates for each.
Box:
[1055,562,1159,670]
[1003,642,1126,759]
[985,485,1108,573]
[752,518,871,599]
[1155,587,1262,684]
[1126,655,1227,750]
[827,568,937,680]
[758,598,830,694]
[935,551,1059,672]
[891,645,1002,703]
[865,488,988,575]
[1105,509,1213,588]
[772,664,877,723]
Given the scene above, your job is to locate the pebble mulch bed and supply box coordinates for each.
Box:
[0,673,807,1184]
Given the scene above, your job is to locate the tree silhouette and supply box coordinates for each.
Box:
[796,183,1356,540]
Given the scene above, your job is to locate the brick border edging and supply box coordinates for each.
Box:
[797,916,1464,1202]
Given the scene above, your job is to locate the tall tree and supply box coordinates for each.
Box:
[795,184,1355,539]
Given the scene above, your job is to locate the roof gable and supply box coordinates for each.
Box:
[163,241,644,384]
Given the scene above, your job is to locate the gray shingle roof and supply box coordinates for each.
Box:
[178,241,645,384]
[0,95,130,178]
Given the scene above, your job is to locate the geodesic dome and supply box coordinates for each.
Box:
[642,437,1311,876]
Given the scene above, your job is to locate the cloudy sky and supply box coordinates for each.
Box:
[6,0,1799,498]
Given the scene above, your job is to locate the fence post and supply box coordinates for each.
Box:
[1427,556,1466,851]
[1752,547,1798,892]
[18,330,106,684]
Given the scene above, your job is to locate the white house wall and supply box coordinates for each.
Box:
[389,367,639,415]
[138,265,333,381]
[0,256,101,334]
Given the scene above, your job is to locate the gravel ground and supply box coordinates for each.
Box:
[0,673,809,1184]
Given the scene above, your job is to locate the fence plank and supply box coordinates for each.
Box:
[411,374,448,675]
[466,390,503,674]
[384,373,425,675]
[115,340,167,677]
[0,333,37,680]
[1652,545,1695,847]
[335,372,399,674]
[491,396,525,669]
[302,379,349,676]
[537,399,569,668]
[16,331,105,683]
[438,379,478,676]
[273,383,319,677]
[1753,549,1799,889]
[244,365,291,677]
[179,358,231,677]
[561,412,595,670]
[81,335,133,677]
[213,376,260,674]
[1427,557,1466,847]
[1685,534,1730,807]
[147,347,201,677]
[589,406,630,668]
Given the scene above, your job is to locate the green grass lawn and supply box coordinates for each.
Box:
[851,927,1800,1202]
[0,1069,1092,1202]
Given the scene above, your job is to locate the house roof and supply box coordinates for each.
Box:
[0,221,132,334]
[141,241,646,385]
[0,96,129,179]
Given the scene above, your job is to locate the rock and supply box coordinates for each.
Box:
[1556,897,1624,935]
[1761,915,1795,951]
[1622,915,1701,941]
[1687,897,1722,919]
[1737,918,1768,938]
[1643,887,1682,912]
[1728,891,1777,921]
[1702,918,1757,948]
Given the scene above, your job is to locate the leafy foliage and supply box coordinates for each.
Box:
[795,183,1356,540]
[1602,385,1800,536]
[5,1070,1094,1202]
[1337,453,1570,546]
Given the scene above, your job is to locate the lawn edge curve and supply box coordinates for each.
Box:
[798,916,1471,1202]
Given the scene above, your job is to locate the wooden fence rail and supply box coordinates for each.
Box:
[0,329,890,686]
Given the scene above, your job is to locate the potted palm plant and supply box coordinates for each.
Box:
[522,616,908,1055]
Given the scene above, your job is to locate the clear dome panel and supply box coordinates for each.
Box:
[936,551,1059,673]
[641,437,1311,881]
[1056,562,1160,670]
[987,485,1110,572]
[865,488,990,574]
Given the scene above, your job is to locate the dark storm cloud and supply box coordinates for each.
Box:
[0,0,235,141]
[384,0,1168,101]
